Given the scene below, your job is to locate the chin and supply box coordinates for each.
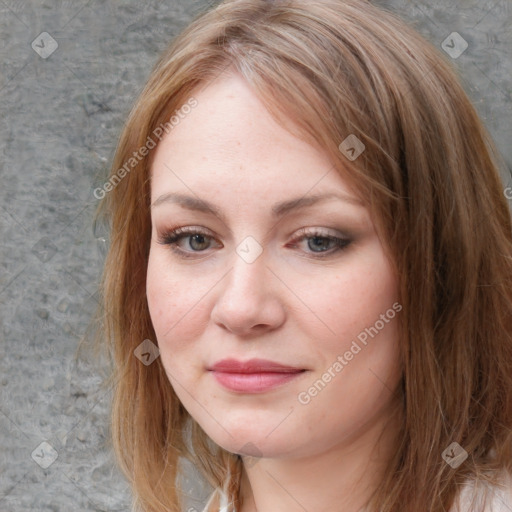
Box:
[204,423,295,460]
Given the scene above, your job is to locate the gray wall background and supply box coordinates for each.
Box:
[0,1,510,511]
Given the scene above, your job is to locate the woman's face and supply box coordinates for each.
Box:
[147,72,402,460]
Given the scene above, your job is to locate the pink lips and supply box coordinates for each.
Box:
[208,358,306,393]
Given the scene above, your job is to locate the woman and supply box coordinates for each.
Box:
[93,0,512,510]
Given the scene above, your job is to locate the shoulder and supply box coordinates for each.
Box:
[452,471,512,511]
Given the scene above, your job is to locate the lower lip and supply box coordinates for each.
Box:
[210,371,305,393]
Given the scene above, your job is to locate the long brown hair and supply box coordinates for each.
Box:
[91,1,512,510]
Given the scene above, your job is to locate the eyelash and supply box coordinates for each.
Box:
[156,226,352,260]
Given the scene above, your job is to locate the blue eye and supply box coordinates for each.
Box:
[157,227,351,259]
[288,227,352,258]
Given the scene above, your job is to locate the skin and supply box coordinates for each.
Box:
[146,71,403,512]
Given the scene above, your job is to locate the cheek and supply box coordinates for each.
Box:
[299,247,402,412]
[146,249,209,351]
[325,257,401,404]
[303,248,399,353]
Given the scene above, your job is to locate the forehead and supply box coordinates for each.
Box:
[149,72,359,207]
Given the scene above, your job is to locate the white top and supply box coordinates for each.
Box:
[200,472,512,511]
[201,488,230,512]
[451,471,512,511]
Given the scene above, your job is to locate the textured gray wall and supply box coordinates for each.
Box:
[0,1,510,511]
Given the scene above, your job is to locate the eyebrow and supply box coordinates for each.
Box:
[151,191,364,222]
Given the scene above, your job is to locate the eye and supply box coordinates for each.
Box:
[286,227,352,258]
[156,226,352,260]
[157,227,220,259]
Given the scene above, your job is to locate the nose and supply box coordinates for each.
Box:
[210,248,286,337]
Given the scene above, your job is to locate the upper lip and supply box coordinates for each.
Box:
[208,358,305,373]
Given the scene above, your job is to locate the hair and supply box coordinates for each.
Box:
[90,0,512,511]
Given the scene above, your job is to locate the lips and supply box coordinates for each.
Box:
[208,358,307,393]
[209,358,305,373]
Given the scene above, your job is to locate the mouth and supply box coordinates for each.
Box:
[207,358,307,393]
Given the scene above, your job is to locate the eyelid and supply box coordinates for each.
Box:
[156,226,220,246]
[291,226,350,240]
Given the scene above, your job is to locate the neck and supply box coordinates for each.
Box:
[238,398,402,512]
